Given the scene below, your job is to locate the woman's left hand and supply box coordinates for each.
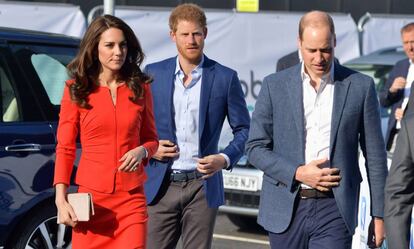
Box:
[118,146,146,172]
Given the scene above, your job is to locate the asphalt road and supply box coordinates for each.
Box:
[177,213,270,249]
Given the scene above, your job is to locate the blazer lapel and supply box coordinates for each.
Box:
[330,66,351,156]
[285,65,305,150]
[199,57,215,142]
[165,58,177,142]
[403,59,410,78]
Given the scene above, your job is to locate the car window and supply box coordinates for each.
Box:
[31,54,67,105]
[9,43,77,121]
[11,44,76,107]
[0,64,20,122]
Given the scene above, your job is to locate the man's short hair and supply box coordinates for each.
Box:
[401,22,414,34]
[169,3,207,32]
[298,11,335,40]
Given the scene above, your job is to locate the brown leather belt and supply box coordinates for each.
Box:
[299,189,334,199]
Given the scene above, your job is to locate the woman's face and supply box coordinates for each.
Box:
[97,27,128,74]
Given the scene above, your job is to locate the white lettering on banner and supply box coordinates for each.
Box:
[239,70,262,112]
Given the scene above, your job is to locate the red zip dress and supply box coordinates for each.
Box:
[54,81,158,249]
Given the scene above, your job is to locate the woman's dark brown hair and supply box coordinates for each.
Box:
[67,15,151,108]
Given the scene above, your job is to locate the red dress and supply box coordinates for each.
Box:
[54,81,158,249]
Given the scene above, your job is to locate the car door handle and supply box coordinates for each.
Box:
[5,143,42,152]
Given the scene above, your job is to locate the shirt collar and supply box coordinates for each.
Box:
[301,61,335,86]
[174,55,204,76]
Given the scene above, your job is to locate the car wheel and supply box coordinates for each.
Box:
[10,203,72,249]
[226,214,262,231]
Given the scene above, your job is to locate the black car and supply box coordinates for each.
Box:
[0,27,78,249]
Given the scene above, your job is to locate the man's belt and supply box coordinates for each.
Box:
[169,170,204,182]
[299,188,334,199]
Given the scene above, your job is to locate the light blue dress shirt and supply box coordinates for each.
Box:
[171,56,229,171]
[171,56,203,171]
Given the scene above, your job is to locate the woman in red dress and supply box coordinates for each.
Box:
[54,15,158,249]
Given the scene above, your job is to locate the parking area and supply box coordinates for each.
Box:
[176,213,269,249]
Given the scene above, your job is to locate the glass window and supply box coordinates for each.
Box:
[0,65,20,122]
[31,54,67,105]
[9,43,77,121]
[10,44,77,107]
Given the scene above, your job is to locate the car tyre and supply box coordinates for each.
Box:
[9,203,72,249]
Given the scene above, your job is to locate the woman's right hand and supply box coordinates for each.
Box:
[55,184,78,227]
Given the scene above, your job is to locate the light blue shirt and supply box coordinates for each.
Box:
[171,56,230,171]
[171,56,204,171]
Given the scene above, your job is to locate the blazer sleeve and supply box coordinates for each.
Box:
[139,84,159,166]
[405,84,414,116]
[245,76,298,191]
[379,64,404,107]
[53,84,79,186]
[359,80,388,217]
[384,115,414,249]
[221,71,250,168]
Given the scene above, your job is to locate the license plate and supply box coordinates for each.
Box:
[223,174,258,192]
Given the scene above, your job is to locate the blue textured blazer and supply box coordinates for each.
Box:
[144,56,250,208]
[246,63,388,233]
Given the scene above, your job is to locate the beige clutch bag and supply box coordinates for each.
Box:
[57,193,95,223]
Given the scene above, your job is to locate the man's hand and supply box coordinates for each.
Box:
[389,76,406,93]
[395,107,404,121]
[196,154,226,179]
[295,158,341,191]
[152,140,179,162]
[374,218,386,248]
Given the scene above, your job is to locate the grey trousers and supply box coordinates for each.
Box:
[147,177,218,249]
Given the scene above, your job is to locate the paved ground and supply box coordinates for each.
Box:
[177,213,269,249]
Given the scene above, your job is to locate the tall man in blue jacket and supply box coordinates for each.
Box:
[144,4,250,249]
[246,11,387,249]
[380,22,414,151]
